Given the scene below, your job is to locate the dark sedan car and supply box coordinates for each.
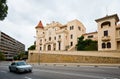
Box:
[9,61,32,73]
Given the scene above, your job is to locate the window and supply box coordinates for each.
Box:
[104,30,108,36]
[102,43,106,48]
[40,47,42,50]
[78,26,81,30]
[48,45,51,50]
[54,36,56,40]
[58,42,61,50]
[71,34,73,39]
[70,26,71,30]
[70,26,74,30]
[70,42,73,46]
[40,39,42,42]
[101,21,111,28]
[88,35,93,38]
[49,37,51,41]
[59,35,61,38]
[107,42,111,48]
[72,26,74,30]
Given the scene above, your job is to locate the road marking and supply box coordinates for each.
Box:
[34,69,120,79]
[34,69,105,79]
[0,70,7,73]
[103,78,119,79]
[24,76,32,79]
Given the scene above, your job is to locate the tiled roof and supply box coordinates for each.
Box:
[35,21,44,28]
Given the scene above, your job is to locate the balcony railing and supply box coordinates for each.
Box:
[116,37,120,41]
[102,36,111,41]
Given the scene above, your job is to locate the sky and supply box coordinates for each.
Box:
[0,0,120,50]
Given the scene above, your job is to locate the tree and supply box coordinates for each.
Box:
[76,36,98,51]
[0,52,5,60]
[13,55,18,60]
[13,52,26,60]
[76,36,85,50]
[28,45,36,50]
[0,0,8,20]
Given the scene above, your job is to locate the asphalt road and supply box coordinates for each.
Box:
[0,62,120,79]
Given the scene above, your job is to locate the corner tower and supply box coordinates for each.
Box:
[35,21,44,51]
[95,14,119,51]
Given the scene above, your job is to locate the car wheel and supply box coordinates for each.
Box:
[9,68,12,72]
[16,68,19,73]
[29,70,32,73]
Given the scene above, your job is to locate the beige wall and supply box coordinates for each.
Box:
[28,50,120,63]
[83,32,98,41]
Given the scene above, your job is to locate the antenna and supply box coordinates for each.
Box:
[106,6,108,16]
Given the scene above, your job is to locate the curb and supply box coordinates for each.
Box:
[30,63,120,69]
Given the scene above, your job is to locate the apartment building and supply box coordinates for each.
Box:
[0,31,25,60]
[35,19,86,51]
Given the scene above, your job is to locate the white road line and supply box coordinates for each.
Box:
[24,76,32,79]
[0,70,7,73]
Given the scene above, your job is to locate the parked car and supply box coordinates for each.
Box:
[9,61,32,73]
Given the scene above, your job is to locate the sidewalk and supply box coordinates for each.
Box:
[30,63,120,68]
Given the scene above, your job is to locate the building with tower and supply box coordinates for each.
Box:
[35,19,86,51]
[32,14,120,52]
[95,14,120,51]
[28,14,120,63]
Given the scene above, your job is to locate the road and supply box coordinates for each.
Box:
[0,61,120,79]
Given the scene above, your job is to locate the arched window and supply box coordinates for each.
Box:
[48,45,51,50]
[71,34,73,39]
[107,42,111,48]
[102,43,106,48]
[101,21,111,28]
[78,26,81,31]
[72,26,74,30]
[70,42,73,46]
[40,39,42,42]
[70,26,71,30]
[40,47,42,50]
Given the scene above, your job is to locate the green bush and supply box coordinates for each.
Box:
[76,36,98,51]
[0,52,5,60]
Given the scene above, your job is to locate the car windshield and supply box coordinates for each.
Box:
[16,61,27,66]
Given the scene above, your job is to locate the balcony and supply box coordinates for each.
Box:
[102,36,111,41]
[116,37,120,41]
[57,38,62,42]
[39,42,42,45]
[45,40,55,44]
[39,34,45,38]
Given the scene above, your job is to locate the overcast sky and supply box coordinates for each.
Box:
[0,0,120,50]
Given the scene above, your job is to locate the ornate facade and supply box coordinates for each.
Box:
[35,14,120,52]
[35,19,86,51]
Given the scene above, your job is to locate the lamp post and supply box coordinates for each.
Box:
[38,50,40,65]
[30,53,33,63]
